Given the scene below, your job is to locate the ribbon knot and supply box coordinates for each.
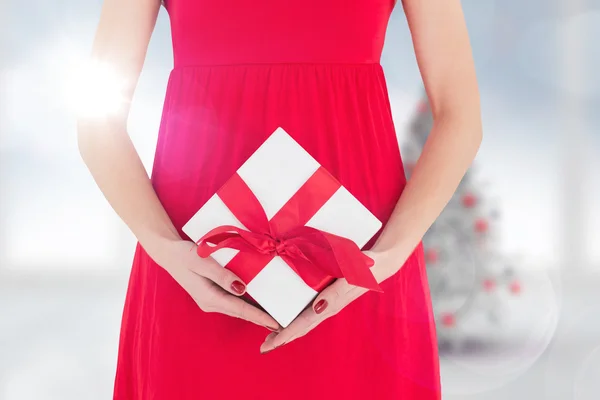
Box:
[273,238,287,256]
[256,234,289,256]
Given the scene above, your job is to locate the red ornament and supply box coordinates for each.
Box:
[483,279,496,292]
[425,248,439,264]
[475,218,489,233]
[441,313,456,327]
[509,280,522,295]
[417,101,428,113]
[462,193,477,208]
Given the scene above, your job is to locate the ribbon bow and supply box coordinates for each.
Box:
[196,168,382,293]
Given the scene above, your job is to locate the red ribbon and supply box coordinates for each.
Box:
[196,167,382,292]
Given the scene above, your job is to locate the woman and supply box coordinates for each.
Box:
[78,0,481,399]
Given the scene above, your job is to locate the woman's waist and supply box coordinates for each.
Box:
[168,61,386,77]
[171,47,383,69]
[172,39,387,65]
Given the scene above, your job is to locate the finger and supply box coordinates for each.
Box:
[188,252,248,297]
[263,331,278,344]
[311,278,352,315]
[260,307,320,352]
[262,280,349,351]
[280,287,359,347]
[217,292,280,331]
[281,318,323,348]
[261,280,365,352]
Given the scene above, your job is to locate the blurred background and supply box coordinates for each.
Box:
[1,0,599,399]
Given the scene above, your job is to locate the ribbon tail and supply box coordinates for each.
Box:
[339,258,383,293]
[196,225,259,258]
[328,242,383,292]
[289,227,383,293]
[197,236,248,258]
[197,225,245,243]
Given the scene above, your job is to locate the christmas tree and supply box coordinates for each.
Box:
[400,91,523,349]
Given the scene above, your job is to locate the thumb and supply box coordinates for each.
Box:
[213,266,248,297]
[191,253,248,296]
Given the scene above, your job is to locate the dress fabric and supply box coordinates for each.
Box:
[113,1,441,399]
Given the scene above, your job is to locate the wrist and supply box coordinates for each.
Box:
[369,239,416,281]
[137,224,181,246]
[137,228,183,261]
[370,238,411,261]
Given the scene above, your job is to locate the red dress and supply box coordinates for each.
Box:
[114,1,441,399]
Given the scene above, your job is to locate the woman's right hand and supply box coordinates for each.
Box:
[146,238,281,332]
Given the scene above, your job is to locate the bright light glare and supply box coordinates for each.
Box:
[65,60,129,119]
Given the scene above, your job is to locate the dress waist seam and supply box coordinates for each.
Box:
[172,61,382,70]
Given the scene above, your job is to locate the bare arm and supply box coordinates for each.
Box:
[259,0,483,351]
[77,0,180,252]
[373,0,483,269]
[77,0,280,330]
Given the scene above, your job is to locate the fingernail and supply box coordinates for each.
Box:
[231,280,246,294]
[314,299,328,314]
[266,325,279,332]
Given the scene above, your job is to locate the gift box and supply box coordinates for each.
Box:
[182,127,383,327]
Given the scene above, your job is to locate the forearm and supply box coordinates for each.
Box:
[74,0,171,254]
[77,119,181,252]
[372,112,482,267]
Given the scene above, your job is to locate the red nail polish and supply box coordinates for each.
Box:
[314,299,328,314]
[231,280,246,294]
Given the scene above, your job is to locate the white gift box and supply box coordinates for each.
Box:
[182,127,382,327]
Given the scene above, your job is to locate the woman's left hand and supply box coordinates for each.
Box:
[259,248,402,354]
